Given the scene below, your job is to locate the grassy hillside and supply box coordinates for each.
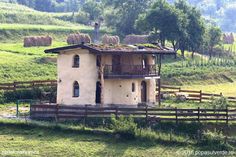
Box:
[0,2,74,26]
[0,2,111,43]
[0,51,56,83]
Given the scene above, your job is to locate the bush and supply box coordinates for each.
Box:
[0,90,5,104]
[200,129,234,150]
[202,129,224,146]
[212,96,228,109]
[2,87,56,103]
[110,115,137,140]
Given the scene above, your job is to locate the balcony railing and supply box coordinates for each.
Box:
[104,64,159,78]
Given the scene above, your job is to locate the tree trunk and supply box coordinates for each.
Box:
[209,47,213,60]
[191,51,195,59]
[181,49,185,59]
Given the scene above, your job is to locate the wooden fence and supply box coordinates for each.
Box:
[0,80,57,90]
[30,104,236,124]
[1,80,235,104]
[159,85,236,103]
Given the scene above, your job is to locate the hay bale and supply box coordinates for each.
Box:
[123,35,149,45]
[24,37,32,47]
[223,33,234,44]
[23,36,52,47]
[67,33,91,45]
[102,34,120,45]
[230,33,234,44]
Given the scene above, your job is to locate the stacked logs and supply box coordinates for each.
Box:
[67,33,91,45]
[123,35,149,45]
[223,33,234,44]
[23,36,52,47]
[102,34,120,45]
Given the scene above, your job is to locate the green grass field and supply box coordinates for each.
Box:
[182,82,236,97]
[0,119,234,157]
[0,51,56,83]
[0,42,66,56]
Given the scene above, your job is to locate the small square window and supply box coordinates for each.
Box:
[132,83,135,92]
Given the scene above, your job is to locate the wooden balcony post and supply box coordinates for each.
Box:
[100,64,105,107]
[157,54,162,106]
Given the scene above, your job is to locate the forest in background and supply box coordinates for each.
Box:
[1,0,236,32]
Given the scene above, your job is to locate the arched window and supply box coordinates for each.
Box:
[73,55,80,68]
[73,81,80,97]
[132,83,135,92]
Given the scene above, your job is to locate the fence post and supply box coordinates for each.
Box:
[13,82,16,91]
[198,107,200,123]
[16,100,19,117]
[145,105,148,125]
[226,106,229,125]
[85,105,88,126]
[200,90,202,103]
[175,107,178,124]
[115,107,118,119]
[55,104,59,123]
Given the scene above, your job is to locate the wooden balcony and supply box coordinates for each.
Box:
[104,64,159,79]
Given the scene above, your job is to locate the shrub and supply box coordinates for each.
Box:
[200,129,234,150]
[212,96,228,109]
[110,115,137,140]
[0,90,5,104]
[201,129,224,146]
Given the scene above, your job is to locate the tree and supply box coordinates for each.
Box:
[82,0,102,21]
[104,0,151,36]
[175,0,205,58]
[136,0,188,48]
[207,26,222,59]
[187,8,205,58]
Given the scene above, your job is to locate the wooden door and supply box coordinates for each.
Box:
[112,55,121,74]
[141,81,147,102]
[96,82,101,104]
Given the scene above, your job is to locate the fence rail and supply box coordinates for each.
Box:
[159,85,236,103]
[0,80,57,90]
[30,104,236,124]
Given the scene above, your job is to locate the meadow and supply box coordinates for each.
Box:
[0,51,56,83]
[0,119,235,157]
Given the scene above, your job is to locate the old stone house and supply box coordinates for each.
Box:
[45,44,175,107]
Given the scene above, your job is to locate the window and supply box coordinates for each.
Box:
[132,83,135,92]
[73,81,80,97]
[73,55,80,68]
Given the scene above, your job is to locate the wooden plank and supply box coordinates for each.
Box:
[199,118,227,121]
[199,113,227,117]
[179,89,200,93]
[188,94,200,98]
[186,98,200,101]
[202,93,221,97]
[161,86,180,90]
[31,111,57,114]
[227,97,236,100]
[31,105,57,109]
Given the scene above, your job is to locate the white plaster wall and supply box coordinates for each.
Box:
[104,79,156,105]
[56,51,156,106]
[57,49,97,105]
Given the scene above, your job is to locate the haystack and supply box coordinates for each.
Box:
[23,36,52,47]
[123,35,149,45]
[223,33,234,44]
[102,34,120,45]
[67,33,91,45]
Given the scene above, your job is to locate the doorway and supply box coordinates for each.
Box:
[141,81,147,102]
[96,82,101,104]
[112,55,121,74]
